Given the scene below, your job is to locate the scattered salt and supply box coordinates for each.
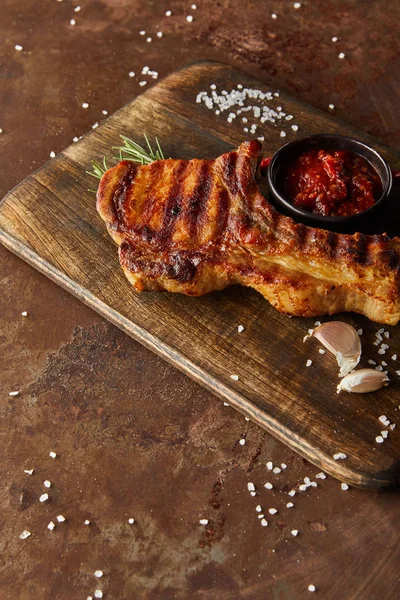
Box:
[19,530,31,539]
[281,463,287,470]
[50,151,56,158]
[266,461,273,470]
[39,493,49,502]
[47,521,55,531]
[291,529,299,536]
[94,570,104,578]
[85,519,90,525]
[318,349,326,354]
[21,311,28,317]
[247,482,255,491]
[306,359,312,367]
[260,518,268,527]
[268,508,277,515]
[308,585,316,592]
[24,469,34,475]
[332,36,338,42]
[82,102,89,108]
[255,505,262,512]
[70,19,76,25]
[129,71,135,77]
[264,482,273,489]
[291,125,299,132]
[329,104,335,110]
[239,438,246,445]
[15,45,23,51]
[375,436,384,444]
[280,131,287,138]
[315,472,326,479]
[8,391,19,397]
[199,519,208,525]
[341,483,349,491]
[44,480,51,488]
[271,13,277,19]
[128,518,135,524]
[186,15,193,22]
[230,374,239,381]
[288,490,296,496]
[286,502,294,508]
[146,37,152,43]
[74,5,81,11]
[237,325,244,333]
[157,32,163,38]
[293,2,301,8]
[273,467,281,474]
[49,451,57,458]
[94,592,103,599]
[338,52,346,59]
[56,515,65,522]
[333,452,347,460]
[165,10,172,16]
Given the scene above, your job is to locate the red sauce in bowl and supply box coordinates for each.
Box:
[283,149,382,217]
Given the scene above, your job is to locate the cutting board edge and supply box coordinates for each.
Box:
[0,226,397,491]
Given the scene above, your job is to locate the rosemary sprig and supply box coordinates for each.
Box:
[86,134,165,192]
[113,133,165,164]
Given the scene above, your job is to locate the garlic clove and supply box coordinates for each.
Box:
[337,369,389,394]
[307,322,361,377]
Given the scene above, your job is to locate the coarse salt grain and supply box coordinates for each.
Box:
[255,505,262,512]
[239,438,246,445]
[260,518,268,527]
[288,489,296,496]
[56,515,65,522]
[85,519,90,525]
[165,10,172,16]
[94,570,103,578]
[268,508,277,515]
[267,461,273,470]
[199,519,208,525]
[286,502,294,508]
[128,518,135,524]
[247,482,255,491]
[390,423,396,430]
[368,359,377,365]
[102,110,108,115]
[329,104,335,110]
[47,521,55,531]
[264,482,273,489]
[333,452,347,460]
[82,102,89,108]
[230,374,239,381]
[306,359,312,367]
[73,137,79,142]
[378,348,386,355]
[332,36,338,42]
[237,325,244,333]
[139,81,147,87]
[15,45,23,51]
[94,592,103,599]
[250,491,256,497]
[291,529,299,536]
[39,493,49,502]
[139,30,146,35]
[191,3,197,8]
[271,13,277,19]
[357,329,363,335]
[315,472,326,479]
[44,480,51,488]
[74,5,81,11]
[186,15,193,22]
[318,348,326,354]
[70,19,76,25]
[20,530,31,539]
[381,430,388,439]
[341,483,349,490]
[392,355,397,360]
[21,311,28,316]
[293,2,301,8]
[281,463,287,470]
[299,484,307,491]
[50,151,56,158]
[8,391,19,397]
[146,37,152,43]
[49,451,57,458]
[24,469,34,475]
[273,467,281,474]
[291,125,299,132]
[308,585,316,592]
[338,52,346,59]
[375,436,384,443]
[129,71,135,77]
[92,122,99,129]
[280,131,287,138]
[157,32,163,38]
[223,401,229,406]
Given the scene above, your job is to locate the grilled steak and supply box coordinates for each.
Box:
[97,140,400,325]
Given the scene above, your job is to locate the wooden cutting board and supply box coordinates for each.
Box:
[1,61,400,489]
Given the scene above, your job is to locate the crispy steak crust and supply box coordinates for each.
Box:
[96,140,400,324]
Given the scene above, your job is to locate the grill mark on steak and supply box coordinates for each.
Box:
[112,162,138,224]
[159,160,188,246]
[185,160,212,242]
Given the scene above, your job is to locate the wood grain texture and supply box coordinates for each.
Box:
[1,61,400,489]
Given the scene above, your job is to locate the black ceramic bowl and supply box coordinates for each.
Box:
[267,134,393,233]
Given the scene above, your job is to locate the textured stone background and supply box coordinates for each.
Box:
[0,1,399,599]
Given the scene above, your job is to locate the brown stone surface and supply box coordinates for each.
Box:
[0,1,399,599]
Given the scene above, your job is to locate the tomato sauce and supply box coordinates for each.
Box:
[283,149,382,217]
